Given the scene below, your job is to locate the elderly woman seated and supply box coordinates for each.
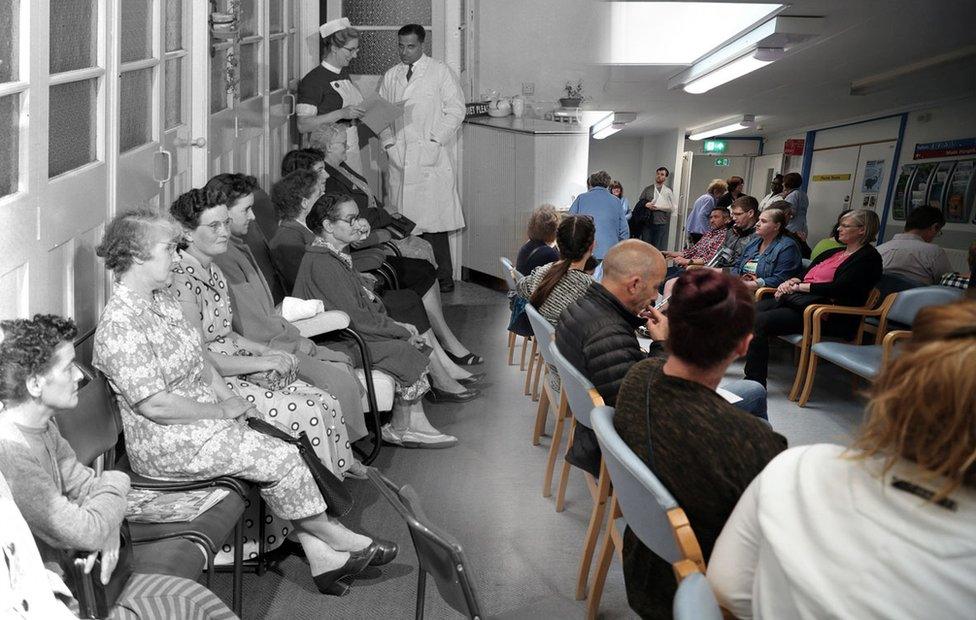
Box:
[293,193,473,446]
[308,125,437,267]
[0,315,237,618]
[91,210,396,595]
[270,170,484,370]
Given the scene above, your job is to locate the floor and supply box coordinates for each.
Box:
[211,281,868,619]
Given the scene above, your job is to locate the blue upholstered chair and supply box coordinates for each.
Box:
[586,406,706,620]
[673,571,722,620]
[525,303,559,448]
[798,285,964,405]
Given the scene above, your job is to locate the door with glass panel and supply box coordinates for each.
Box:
[267,0,298,186]
[1,0,112,330]
[116,0,194,218]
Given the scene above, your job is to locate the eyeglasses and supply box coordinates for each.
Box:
[203,218,232,232]
[838,223,864,229]
[333,214,362,226]
[730,211,746,217]
[342,45,359,53]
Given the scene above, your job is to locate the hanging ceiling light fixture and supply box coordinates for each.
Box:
[688,115,756,141]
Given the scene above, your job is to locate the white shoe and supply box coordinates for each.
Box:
[381,424,457,449]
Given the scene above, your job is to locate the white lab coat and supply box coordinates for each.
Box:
[379,54,465,234]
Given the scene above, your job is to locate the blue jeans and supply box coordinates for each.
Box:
[719,378,768,421]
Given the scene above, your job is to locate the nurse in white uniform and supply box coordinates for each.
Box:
[296,17,366,174]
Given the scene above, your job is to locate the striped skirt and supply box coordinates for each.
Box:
[108,573,236,620]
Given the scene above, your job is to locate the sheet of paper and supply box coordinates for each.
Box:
[716,387,743,404]
[361,94,405,135]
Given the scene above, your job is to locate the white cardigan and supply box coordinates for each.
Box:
[707,444,976,619]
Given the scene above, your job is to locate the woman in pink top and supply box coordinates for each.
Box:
[743,209,882,386]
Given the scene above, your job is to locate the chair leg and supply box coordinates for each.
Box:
[797,353,819,407]
[788,342,810,401]
[524,340,538,395]
[507,331,516,365]
[575,461,610,600]
[519,336,531,371]
[542,393,570,498]
[532,384,550,446]
[415,570,427,620]
[555,419,577,512]
[531,359,544,402]
[586,495,620,620]
[232,518,244,617]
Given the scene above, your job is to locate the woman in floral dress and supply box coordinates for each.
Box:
[92,209,397,595]
[167,188,358,563]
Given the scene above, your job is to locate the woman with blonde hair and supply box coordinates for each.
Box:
[708,299,976,619]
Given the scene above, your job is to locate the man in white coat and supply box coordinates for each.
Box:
[380,24,466,293]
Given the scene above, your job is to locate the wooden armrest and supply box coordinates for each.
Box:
[809,303,883,345]
[881,330,911,367]
[290,310,351,338]
[755,287,776,300]
[668,507,705,573]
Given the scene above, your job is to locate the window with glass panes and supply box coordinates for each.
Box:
[342,0,433,75]
[0,0,23,198]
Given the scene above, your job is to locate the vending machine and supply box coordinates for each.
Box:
[942,159,976,223]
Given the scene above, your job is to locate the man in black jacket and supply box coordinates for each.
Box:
[555,240,669,475]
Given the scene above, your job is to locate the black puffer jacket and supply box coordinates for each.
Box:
[555,283,664,476]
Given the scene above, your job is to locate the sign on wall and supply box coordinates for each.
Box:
[812,173,852,182]
[913,137,976,160]
[784,138,805,156]
[861,159,885,193]
[714,157,730,166]
[703,140,726,153]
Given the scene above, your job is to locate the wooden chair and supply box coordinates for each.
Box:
[500,256,533,368]
[546,346,613,601]
[587,406,706,620]
[797,285,963,405]
[525,304,560,448]
[754,286,880,401]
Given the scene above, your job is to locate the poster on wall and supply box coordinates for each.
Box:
[860,159,884,193]
[891,165,915,220]
[913,137,976,160]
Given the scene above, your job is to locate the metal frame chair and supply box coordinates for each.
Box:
[798,285,963,405]
[588,406,706,620]
[367,469,483,620]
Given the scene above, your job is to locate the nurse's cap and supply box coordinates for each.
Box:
[320,17,352,39]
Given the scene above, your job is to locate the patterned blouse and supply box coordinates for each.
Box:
[93,283,234,478]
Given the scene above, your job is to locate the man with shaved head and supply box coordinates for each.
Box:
[554,240,669,476]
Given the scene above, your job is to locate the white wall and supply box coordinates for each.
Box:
[587,136,644,206]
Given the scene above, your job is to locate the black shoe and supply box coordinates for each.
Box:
[313,546,379,596]
[445,351,484,366]
[351,539,399,566]
[425,386,481,403]
[458,372,486,386]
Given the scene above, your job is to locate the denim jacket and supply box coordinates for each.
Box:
[733,235,802,287]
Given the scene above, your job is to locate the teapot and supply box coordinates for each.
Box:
[487,98,512,117]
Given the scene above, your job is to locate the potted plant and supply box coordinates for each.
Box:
[559,79,584,108]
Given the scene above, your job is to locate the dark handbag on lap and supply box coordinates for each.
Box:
[386,213,417,239]
[246,417,354,517]
[62,521,134,619]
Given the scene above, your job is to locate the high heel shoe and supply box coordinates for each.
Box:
[350,539,399,566]
[312,546,379,596]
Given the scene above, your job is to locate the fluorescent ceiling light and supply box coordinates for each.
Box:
[669,16,822,93]
[688,115,756,141]
[684,48,783,94]
[591,112,638,140]
[607,2,783,65]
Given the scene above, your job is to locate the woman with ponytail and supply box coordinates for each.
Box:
[516,215,596,326]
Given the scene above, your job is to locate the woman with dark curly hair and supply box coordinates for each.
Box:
[92,210,396,595]
[0,315,237,618]
[515,204,560,275]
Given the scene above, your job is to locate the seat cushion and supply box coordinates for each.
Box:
[356,369,395,411]
[132,538,206,579]
[778,334,803,346]
[811,342,883,379]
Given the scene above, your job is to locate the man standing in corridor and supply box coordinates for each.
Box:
[380,24,466,293]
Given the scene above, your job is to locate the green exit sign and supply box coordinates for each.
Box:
[703,140,727,153]
[714,157,731,167]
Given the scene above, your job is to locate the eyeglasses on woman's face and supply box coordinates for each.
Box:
[333,213,362,226]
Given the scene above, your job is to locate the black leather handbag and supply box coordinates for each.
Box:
[246,417,354,517]
[386,214,417,239]
[62,521,134,619]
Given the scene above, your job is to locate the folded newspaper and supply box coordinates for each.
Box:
[126,488,230,523]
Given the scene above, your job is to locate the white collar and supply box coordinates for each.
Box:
[403,54,430,71]
[320,59,343,74]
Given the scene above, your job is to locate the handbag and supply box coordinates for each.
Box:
[62,521,134,619]
[246,417,354,517]
[386,213,417,239]
[233,349,298,391]
[507,295,533,337]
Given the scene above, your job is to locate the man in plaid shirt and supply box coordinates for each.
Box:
[665,204,731,268]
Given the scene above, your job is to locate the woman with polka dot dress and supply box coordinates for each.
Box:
[168,189,355,564]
